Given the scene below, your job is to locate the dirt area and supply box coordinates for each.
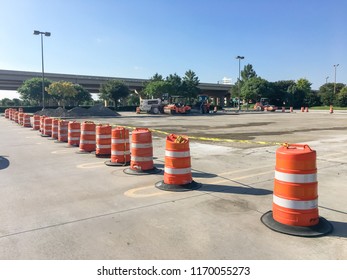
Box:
[34,104,120,118]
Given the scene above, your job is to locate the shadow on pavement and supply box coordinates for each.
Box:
[198,183,272,195]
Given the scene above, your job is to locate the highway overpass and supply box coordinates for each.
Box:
[0,69,232,100]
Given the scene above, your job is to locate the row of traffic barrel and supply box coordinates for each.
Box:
[4,108,199,190]
[3,108,333,237]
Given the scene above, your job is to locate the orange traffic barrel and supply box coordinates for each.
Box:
[305,107,309,112]
[14,111,19,123]
[39,115,46,132]
[42,117,52,137]
[105,126,130,166]
[290,107,293,113]
[155,134,201,191]
[5,109,9,118]
[78,121,96,153]
[51,119,59,139]
[281,107,285,112]
[57,120,69,142]
[23,113,31,127]
[261,143,333,237]
[301,107,304,112]
[330,105,333,114]
[123,128,161,175]
[68,121,80,146]
[10,109,17,121]
[95,124,112,157]
[32,115,40,130]
[136,107,140,114]
[18,107,23,113]
[18,112,24,125]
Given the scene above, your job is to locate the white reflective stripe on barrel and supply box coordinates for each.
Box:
[96,144,111,149]
[165,150,190,157]
[112,150,130,155]
[131,156,152,161]
[81,131,95,135]
[275,170,317,183]
[69,129,80,133]
[69,137,79,141]
[131,143,152,148]
[59,133,68,137]
[112,139,129,144]
[273,195,318,210]
[96,135,111,139]
[79,140,95,144]
[165,167,191,175]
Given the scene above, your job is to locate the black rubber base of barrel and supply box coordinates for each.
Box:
[155,180,202,192]
[261,211,333,237]
[76,150,95,154]
[66,144,79,148]
[54,140,67,143]
[123,167,162,175]
[41,134,50,137]
[95,154,111,158]
[105,160,130,166]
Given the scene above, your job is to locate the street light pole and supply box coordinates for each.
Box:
[333,64,339,96]
[325,76,329,84]
[33,30,51,109]
[236,56,244,111]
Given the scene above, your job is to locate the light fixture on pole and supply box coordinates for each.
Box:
[325,76,329,84]
[235,56,244,111]
[333,64,339,96]
[33,30,51,109]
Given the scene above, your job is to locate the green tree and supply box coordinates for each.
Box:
[17,77,52,105]
[287,78,312,108]
[47,81,78,108]
[165,73,182,96]
[241,64,257,81]
[337,86,347,107]
[319,83,344,106]
[73,84,92,106]
[181,70,200,103]
[241,77,269,103]
[143,80,170,99]
[99,80,130,109]
[149,73,163,82]
[271,80,295,106]
[1,98,13,106]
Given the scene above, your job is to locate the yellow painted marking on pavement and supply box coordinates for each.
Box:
[124,186,167,198]
[76,162,106,169]
[110,123,282,146]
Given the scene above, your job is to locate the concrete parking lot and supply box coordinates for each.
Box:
[0,109,346,259]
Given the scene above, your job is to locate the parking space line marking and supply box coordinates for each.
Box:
[76,162,106,169]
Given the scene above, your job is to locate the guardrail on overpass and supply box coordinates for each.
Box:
[0,69,231,97]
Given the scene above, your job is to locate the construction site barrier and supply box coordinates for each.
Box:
[261,143,333,237]
[68,121,80,146]
[95,124,112,157]
[155,134,201,191]
[78,121,96,153]
[105,126,130,166]
[123,128,160,175]
[14,111,19,123]
[5,109,9,118]
[39,116,46,132]
[32,115,40,130]
[305,107,309,112]
[51,119,59,139]
[42,117,52,137]
[301,107,304,112]
[281,107,285,112]
[10,109,17,121]
[330,105,333,114]
[57,120,69,142]
[23,113,31,127]
[290,107,293,113]
[18,112,24,126]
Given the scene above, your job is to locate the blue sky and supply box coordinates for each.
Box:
[0,0,346,99]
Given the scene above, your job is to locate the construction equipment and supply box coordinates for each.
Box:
[163,96,191,114]
[254,98,278,112]
[137,98,166,114]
